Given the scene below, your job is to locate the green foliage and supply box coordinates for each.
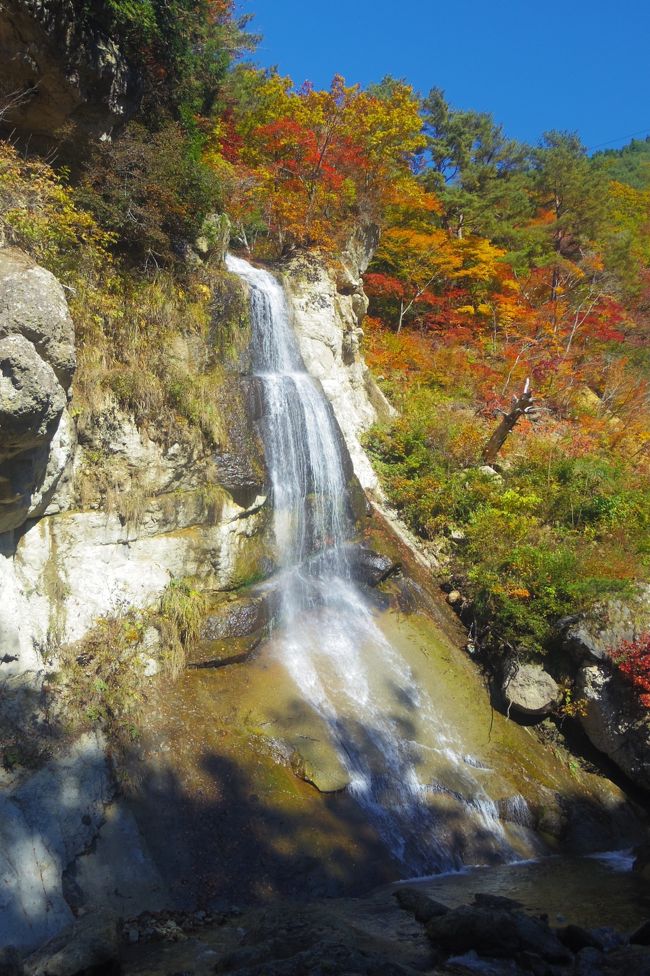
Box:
[80,0,256,119]
[595,138,650,190]
[367,396,644,653]
[76,122,222,262]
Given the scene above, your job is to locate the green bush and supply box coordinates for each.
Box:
[366,396,646,655]
[76,122,222,262]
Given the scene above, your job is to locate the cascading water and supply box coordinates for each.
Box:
[226,254,522,875]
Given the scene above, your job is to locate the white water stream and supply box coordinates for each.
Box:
[226,254,521,874]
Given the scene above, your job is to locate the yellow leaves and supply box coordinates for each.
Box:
[0,140,113,283]
[452,236,506,284]
[376,225,464,297]
[342,81,425,165]
[507,587,531,599]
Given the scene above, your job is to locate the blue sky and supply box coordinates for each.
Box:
[237,0,650,152]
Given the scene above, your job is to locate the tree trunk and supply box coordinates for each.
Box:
[482,379,534,464]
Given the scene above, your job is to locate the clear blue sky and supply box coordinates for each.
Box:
[236,0,650,152]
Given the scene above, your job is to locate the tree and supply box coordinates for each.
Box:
[420,87,531,244]
[482,379,536,463]
[210,71,424,253]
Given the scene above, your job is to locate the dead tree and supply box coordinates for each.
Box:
[482,378,536,464]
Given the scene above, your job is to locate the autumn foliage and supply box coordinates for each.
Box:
[613,634,650,707]
[3,0,647,665]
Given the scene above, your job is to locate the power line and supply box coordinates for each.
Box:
[588,127,650,152]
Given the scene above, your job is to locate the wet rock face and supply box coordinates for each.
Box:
[345,544,400,587]
[0,0,141,143]
[282,239,394,494]
[0,248,76,534]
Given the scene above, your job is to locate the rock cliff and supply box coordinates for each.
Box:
[282,227,394,493]
[0,242,275,950]
[0,0,140,143]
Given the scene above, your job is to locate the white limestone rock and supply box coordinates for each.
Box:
[282,253,393,494]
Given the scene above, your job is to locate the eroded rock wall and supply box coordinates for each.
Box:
[0,0,141,143]
[281,228,394,494]
[0,247,274,951]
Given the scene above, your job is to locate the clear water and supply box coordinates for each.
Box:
[226,255,523,875]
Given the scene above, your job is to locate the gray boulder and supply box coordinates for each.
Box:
[0,249,76,534]
[502,662,561,718]
[558,585,650,664]
[201,594,271,641]
[0,249,76,389]
[0,335,65,458]
[0,733,113,953]
[577,663,650,790]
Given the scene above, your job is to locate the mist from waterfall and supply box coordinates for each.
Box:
[226,253,518,875]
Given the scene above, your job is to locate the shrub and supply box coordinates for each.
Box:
[612,632,650,707]
[76,122,222,262]
[156,577,208,676]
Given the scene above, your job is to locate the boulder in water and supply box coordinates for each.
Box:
[393,886,449,923]
[201,594,271,641]
[290,739,350,793]
[426,905,572,964]
[346,544,400,586]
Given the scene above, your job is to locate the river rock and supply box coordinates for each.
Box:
[502,662,561,717]
[557,923,606,952]
[575,944,650,976]
[393,887,449,923]
[346,544,399,586]
[201,594,271,641]
[191,593,272,667]
[425,905,571,963]
[577,663,650,790]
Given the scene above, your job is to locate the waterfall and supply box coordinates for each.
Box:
[226,254,517,875]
